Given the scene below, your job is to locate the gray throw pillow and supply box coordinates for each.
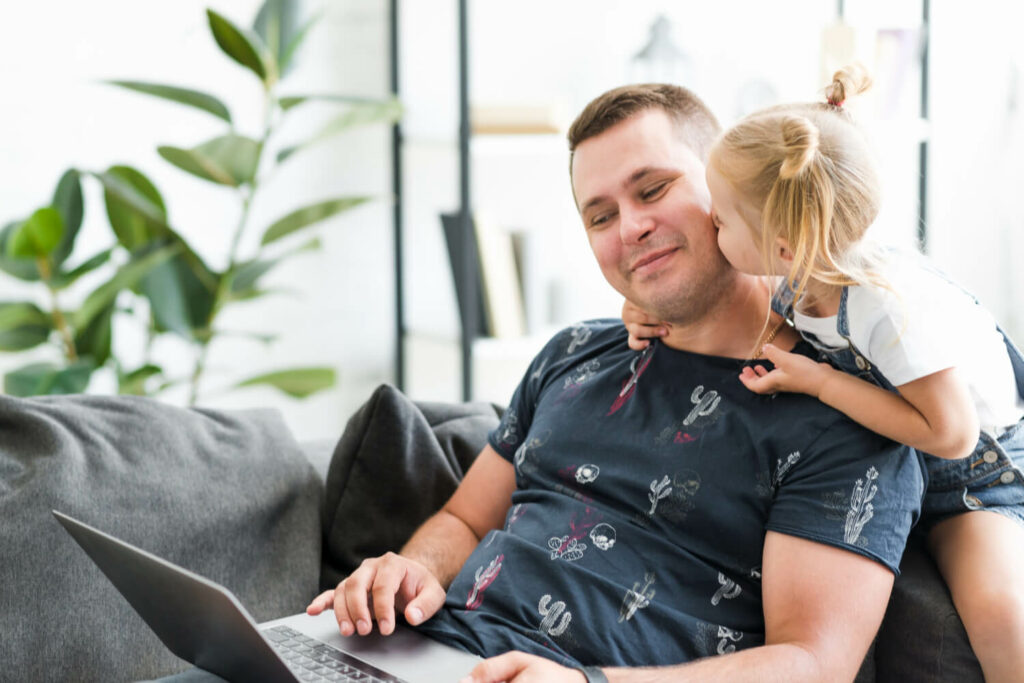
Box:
[321,383,501,590]
[0,394,322,683]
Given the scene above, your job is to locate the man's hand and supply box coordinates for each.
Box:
[459,652,588,683]
[739,343,837,397]
[622,299,668,350]
[306,552,446,637]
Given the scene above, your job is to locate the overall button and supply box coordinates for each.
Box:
[1000,471,1016,485]
[983,450,1000,464]
[854,356,868,371]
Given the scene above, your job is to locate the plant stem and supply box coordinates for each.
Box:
[186,91,276,406]
[37,256,78,363]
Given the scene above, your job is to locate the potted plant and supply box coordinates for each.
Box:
[0,0,399,403]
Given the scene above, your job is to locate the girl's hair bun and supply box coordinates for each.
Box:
[825,63,873,106]
[778,115,819,179]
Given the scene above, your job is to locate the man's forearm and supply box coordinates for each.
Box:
[602,643,827,683]
[399,508,482,589]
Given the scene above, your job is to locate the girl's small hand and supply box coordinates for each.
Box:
[739,343,835,397]
[622,299,668,351]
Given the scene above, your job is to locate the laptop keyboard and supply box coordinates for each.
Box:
[262,624,407,683]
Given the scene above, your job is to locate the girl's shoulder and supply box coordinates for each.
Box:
[848,247,972,310]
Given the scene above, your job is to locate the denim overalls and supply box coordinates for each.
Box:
[771,279,1024,530]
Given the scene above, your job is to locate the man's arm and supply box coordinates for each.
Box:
[307,445,517,636]
[466,531,893,682]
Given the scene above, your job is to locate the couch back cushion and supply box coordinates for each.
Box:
[0,394,321,682]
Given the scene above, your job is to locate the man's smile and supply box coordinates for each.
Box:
[630,246,680,275]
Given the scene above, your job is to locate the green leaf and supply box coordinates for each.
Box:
[0,325,51,351]
[214,329,278,344]
[99,165,168,249]
[139,246,219,338]
[276,98,402,162]
[0,302,52,351]
[235,366,336,398]
[5,361,94,397]
[207,9,271,84]
[73,302,114,366]
[51,249,114,289]
[118,364,164,396]
[261,197,371,246]
[0,222,41,281]
[253,0,302,76]
[158,134,261,187]
[94,168,219,293]
[279,13,320,74]
[73,245,178,332]
[9,207,63,259]
[231,236,320,294]
[50,169,84,268]
[278,93,393,111]
[105,80,232,123]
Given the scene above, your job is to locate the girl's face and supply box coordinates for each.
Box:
[705,163,767,276]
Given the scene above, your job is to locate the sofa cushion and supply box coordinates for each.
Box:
[0,394,322,682]
[871,533,984,682]
[321,383,501,589]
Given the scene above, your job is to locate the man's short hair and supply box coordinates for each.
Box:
[567,83,722,171]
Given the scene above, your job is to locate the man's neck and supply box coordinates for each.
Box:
[658,275,798,359]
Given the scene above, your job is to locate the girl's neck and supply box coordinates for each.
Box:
[793,278,843,318]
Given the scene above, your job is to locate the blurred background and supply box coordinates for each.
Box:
[1,0,1021,439]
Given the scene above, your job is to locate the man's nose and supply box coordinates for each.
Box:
[620,206,655,244]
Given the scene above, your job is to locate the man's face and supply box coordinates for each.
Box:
[571,109,735,324]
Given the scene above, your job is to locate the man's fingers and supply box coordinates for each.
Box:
[306,589,334,615]
[461,652,529,683]
[403,580,446,626]
[371,559,408,635]
[341,563,381,636]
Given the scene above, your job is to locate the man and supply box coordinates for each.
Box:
[307,84,924,682]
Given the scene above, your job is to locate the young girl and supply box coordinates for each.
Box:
[624,65,1024,680]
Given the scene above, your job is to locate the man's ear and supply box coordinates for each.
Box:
[775,237,794,263]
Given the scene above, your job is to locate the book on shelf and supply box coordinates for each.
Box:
[441,212,527,339]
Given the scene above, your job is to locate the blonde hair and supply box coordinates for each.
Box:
[710,64,888,311]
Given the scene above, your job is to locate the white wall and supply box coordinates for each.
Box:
[0,0,395,439]
[927,0,1024,341]
[3,1,1021,432]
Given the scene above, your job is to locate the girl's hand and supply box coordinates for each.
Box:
[740,343,836,397]
[622,299,668,350]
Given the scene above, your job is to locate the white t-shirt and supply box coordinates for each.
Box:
[792,255,1024,435]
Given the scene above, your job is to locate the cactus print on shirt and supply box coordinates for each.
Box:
[416,320,924,669]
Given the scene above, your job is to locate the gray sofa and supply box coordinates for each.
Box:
[0,385,981,682]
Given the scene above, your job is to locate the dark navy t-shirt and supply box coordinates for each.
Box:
[417,320,924,668]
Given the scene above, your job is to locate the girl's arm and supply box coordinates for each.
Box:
[741,344,979,460]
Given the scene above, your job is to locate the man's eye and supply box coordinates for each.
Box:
[641,182,668,200]
[589,212,615,227]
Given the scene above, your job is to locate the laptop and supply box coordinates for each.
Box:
[52,510,481,683]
